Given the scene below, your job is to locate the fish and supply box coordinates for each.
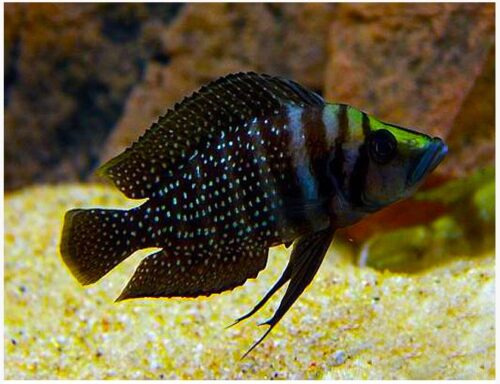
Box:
[60,72,447,357]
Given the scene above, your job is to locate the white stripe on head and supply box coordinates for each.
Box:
[322,104,340,148]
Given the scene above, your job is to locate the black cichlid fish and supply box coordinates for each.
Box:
[60,72,447,356]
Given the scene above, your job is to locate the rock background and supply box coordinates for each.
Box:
[5,4,495,233]
[5,3,182,190]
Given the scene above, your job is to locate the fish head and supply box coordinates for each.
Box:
[357,118,447,212]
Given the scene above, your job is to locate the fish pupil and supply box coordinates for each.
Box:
[368,129,397,164]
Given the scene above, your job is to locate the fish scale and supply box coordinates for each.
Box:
[60,72,447,357]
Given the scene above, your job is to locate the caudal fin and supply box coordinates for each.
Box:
[60,208,140,285]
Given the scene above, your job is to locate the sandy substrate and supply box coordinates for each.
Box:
[4,184,495,379]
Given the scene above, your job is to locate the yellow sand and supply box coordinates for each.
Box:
[4,184,495,379]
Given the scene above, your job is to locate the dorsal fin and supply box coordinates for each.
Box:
[97,72,324,199]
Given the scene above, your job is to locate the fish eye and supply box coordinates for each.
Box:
[368,129,397,165]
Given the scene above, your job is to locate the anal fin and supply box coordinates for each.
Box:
[116,243,269,301]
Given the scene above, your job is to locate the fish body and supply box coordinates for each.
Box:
[60,72,447,355]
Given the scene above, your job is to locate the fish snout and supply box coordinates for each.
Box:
[407,137,447,186]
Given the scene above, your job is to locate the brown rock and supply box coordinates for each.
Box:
[441,46,495,178]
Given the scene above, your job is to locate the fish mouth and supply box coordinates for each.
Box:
[407,137,448,187]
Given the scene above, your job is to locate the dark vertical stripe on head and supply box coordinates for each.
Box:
[338,104,348,141]
[303,106,332,202]
[347,112,373,206]
[361,112,372,137]
[303,107,328,161]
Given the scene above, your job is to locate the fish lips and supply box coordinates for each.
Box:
[407,138,448,187]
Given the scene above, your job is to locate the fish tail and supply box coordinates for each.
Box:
[60,208,140,285]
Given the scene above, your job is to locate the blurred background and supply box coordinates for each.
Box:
[4,3,496,379]
[4,2,494,270]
